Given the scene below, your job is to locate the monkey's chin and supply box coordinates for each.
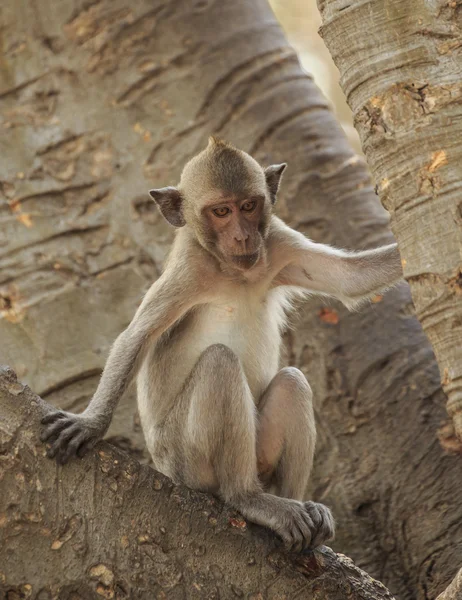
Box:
[230,251,261,271]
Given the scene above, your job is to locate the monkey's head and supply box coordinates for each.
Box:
[149,138,286,271]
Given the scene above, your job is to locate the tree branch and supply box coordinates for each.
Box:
[0,365,394,599]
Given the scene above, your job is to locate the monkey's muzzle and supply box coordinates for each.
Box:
[231,251,260,270]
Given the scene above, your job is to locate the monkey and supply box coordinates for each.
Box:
[41,137,403,553]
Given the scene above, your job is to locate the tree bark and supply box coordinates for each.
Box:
[0,366,397,600]
[0,1,461,598]
[436,567,462,600]
[317,0,462,442]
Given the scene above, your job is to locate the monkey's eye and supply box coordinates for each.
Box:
[241,200,256,212]
[213,207,231,217]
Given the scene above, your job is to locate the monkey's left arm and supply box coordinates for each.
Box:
[272,219,403,309]
[40,264,205,463]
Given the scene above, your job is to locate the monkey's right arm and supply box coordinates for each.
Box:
[41,266,202,464]
[270,217,403,309]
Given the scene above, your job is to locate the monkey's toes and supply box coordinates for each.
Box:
[304,501,335,548]
[289,508,317,552]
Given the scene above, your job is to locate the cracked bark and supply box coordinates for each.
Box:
[1,0,461,598]
[317,0,462,443]
[0,366,396,599]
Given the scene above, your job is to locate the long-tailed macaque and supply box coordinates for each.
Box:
[41,138,402,552]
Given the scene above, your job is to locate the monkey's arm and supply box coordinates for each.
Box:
[271,218,403,309]
[41,266,203,463]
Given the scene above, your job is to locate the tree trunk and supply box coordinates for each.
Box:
[0,366,398,600]
[0,1,461,598]
[317,0,462,441]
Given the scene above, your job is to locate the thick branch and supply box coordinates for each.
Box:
[0,366,394,599]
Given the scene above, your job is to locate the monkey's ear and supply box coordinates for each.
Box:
[264,163,287,204]
[149,187,186,228]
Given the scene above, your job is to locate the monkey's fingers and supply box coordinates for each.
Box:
[41,416,73,443]
[41,410,66,425]
[58,431,89,464]
[47,423,81,460]
[56,429,90,464]
[76,437,98,459]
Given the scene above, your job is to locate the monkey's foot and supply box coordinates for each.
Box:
[273,500,335,553]
[298,501,335,550]
[240,495,335,553]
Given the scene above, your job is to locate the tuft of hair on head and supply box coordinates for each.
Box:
[207,136,233,149]
[203,137,255,197]
[205,137,286,204]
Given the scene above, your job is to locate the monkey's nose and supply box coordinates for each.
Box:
[234,231,249,243]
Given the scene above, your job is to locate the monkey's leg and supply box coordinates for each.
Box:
[181,344,334,552]
[256,367,316,501]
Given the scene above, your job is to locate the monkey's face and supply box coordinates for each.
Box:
[149,138,287,272]
[199,193,269,271]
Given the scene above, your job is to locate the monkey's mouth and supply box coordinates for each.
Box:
[231,251,260,270]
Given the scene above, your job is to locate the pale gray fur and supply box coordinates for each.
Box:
[41,139,402,552]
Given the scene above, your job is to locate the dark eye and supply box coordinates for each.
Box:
[241,200,256,212]
[213,206,231,217]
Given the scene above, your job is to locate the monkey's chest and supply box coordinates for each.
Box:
[195,304,247,348]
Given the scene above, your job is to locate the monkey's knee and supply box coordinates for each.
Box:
[277,366,311,391]
[198,344,240,369]
[194,344,246,396]
[276,367,313,406]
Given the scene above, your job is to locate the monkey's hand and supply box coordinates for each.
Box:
[40,409,109,464]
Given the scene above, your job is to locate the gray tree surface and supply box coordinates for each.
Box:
[1,1,461,598]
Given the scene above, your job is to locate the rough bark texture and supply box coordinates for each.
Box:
[436,567,462,600]
[317,0,462,442]
[0,366,397,600]
[1,1,461,598]
[436,569,462,600]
